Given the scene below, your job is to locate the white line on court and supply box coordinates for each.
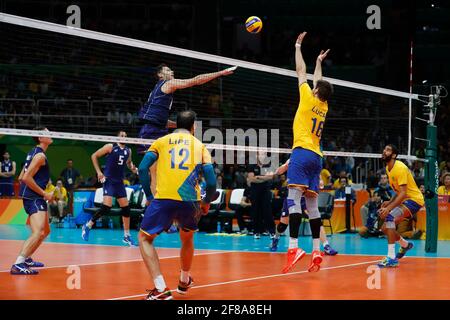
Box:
[0,251,228,273]
[108,259,381,300]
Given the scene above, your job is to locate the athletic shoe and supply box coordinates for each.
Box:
[307,250,323,272]
[10,263,39,275]
[262,232,270,236]
[81,223,91,241]
[177,277,194,295]
[254,233,260,239]
[396,242,414,259]
[247,231,254,236]
[25,257,44,268]
[145,288,173,300]
[377,257,399,268]
[270,237,279,252]
[323,244,338,256]
[282,248,306,273]
[123,235,137,246]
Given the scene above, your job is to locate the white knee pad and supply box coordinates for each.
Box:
[287,188,303,214]
[305,196,321,220]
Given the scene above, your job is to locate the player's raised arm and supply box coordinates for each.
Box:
[295,32,308,84]
[162,67,236,94]
[313,49,330,88]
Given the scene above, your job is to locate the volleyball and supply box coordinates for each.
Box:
[245,16,263,33]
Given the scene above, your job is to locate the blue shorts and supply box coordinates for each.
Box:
[140,199,200,235]
[287,147,322,195]
[138,124,168,154]
[386,200,423,224]
[0,183,14,196]
[23,198,47,215]
[281,197,307,217]
[103,180,127,199]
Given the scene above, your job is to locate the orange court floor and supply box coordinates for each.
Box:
[1,230,450,300]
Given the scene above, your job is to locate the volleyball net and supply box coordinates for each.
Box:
[0,13,427,183]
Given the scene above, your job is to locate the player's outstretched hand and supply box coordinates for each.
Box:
[317,49,330,62]
[222,66,237,76]
[296,32,307,45]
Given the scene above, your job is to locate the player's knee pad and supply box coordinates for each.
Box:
[304,197,321,220]
[309,218,321,239]
[121,205,130,218]
[385,217,396,229]
[93,204,111,222]
[287,188,303,214]
[289,212,302,238]
[277,222,288,234]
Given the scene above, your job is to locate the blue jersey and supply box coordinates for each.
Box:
[0,160,14,183]
[104,144,130,183]
[19,146,50,199]
[139,80,173,127]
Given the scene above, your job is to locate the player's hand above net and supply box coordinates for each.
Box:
[317,49,330,62]
[296,32,307,46]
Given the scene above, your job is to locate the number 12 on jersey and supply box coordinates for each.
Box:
[311,118,324,138]
[169,148,190,170]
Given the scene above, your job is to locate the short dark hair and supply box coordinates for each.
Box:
[155,63,167,79]
[33,126,47,144]
[176,110,196,131]
[387,144,399,157]
[315,80,333,102]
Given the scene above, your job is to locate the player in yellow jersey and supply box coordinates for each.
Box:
[377,144,425,268]
[283,31,334,274]
[138,110,217,300]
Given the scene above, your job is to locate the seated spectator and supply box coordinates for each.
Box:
[320,165,332,189]
[332,171,353,189]
[438,173,450,195]
[334,176,356,204]
[360,174,394,226]
[48,179,69,223]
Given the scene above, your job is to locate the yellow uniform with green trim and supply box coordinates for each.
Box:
[386,160,425,207]
[292,82,328,156]
[148,130,212,201]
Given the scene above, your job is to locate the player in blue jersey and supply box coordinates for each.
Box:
[0,151,16,197]
[138,64,235,197]
[82,131,138,246]
[11,127,53,275]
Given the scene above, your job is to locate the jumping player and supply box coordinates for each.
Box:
[11,128,53,275]
[377,144,424,267]
[270,159,338,255]
[138,64,235,197]
[138,110,216,300]
[284,31,333,273]
[82,131,138,246]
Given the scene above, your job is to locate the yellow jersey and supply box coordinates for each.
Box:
[292,82,328,156]
[148,130,212,201]
[437,186,450,196]
[386,160,424,206]
[320,168,331,186]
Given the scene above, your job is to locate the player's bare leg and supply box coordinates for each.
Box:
[117,197,136,246]
[177,229,195,294]
[139,230,172,300]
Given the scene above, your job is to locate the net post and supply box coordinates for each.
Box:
[424,89,439,253]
